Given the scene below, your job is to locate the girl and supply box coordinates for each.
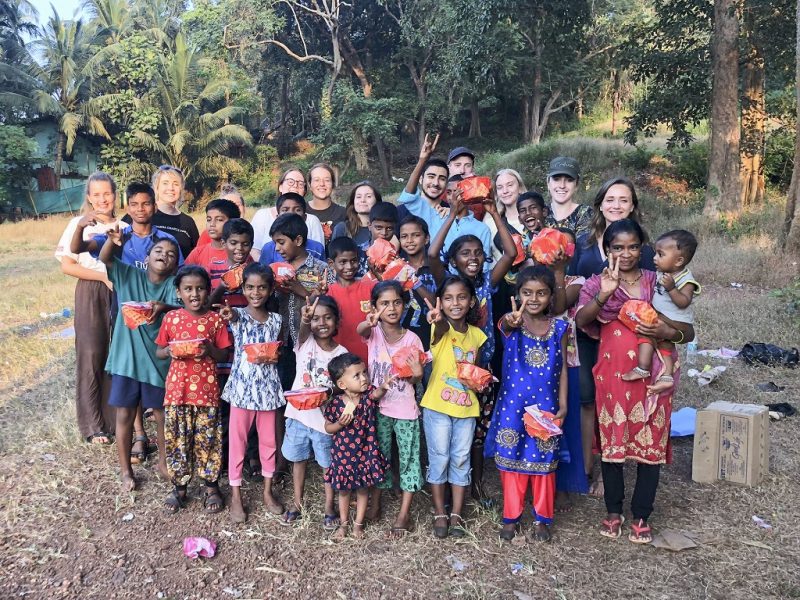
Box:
[489,266,568,543]
[155,266,232,513]
[421,276,487,538]
[575,219,693,544]
[281,294,347,529]
[148,165,200,258]
[484,168,527,263]
[543,157,593,237]
[55,172,121,445]
[357,281,424,538]
[331,181,383,248]
[428,193,517,504]
[324,353,393,541]
[218,263,286,522]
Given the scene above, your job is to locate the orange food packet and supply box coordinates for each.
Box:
[221,264,246,289]
[284,387,330,410]
[391,348,431,378]
[121,302,153,329]
[168,338,205,359]
[366,239,397,272]
[618,300,659,332]
[243,341,282,364]
[456,361,495,392]
[523,407,563,440]
[270,262,296,287]
[528,228,576,265]
[381,258,419,291]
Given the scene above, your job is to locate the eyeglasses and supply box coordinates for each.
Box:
[283,178,305,188]
[158,165,183,176]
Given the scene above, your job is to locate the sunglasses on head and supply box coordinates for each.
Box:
[158,165,183,176]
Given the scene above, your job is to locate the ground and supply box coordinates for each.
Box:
[0,175,799,599]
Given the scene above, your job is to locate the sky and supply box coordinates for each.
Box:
[29,0,86,24]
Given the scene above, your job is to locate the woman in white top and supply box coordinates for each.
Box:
[55,172,122,444]
[251,167,325,260]
[483,168,527,263]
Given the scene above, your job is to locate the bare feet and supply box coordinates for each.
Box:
[352,522,365,540]
[366,503,381,523]
[588,476,604,498]
[386,516,409,539]
[646,377,674,395]
[120,471,136,493]
[156,462,170,482]
[263,490,284,515]
[530,522,551,542]
[555,490,573,513]
[622,367,650,382]
[331,524,348,542]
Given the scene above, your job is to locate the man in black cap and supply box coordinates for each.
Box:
[447,146,475,178]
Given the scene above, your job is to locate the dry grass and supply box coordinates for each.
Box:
[0,198,799,599]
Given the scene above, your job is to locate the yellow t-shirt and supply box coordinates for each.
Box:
[421,323,488,419]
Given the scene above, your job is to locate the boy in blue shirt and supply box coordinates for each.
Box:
[259,193,325,264]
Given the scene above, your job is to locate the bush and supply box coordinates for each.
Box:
[666,142,709,189]
[237,145,280,206]
[765,129,794,189]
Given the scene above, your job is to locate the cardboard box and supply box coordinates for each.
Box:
[692,401,769,486]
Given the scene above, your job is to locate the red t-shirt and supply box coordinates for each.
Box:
[185,244,229,289]
[328,278,376,364]
[197,229,212,247]
[156,309,233,407]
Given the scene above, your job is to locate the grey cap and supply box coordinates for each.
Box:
[447,146,475,163]
[547,156,580,180]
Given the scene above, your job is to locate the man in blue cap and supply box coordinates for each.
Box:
[447,146,475,178]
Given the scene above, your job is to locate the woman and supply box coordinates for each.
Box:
[572,177,655,497]
[55,172,121,444]
[483,168,527,263]
[543,157,593,238]
[148,165,200,258]
[331,181,382,249]
[251,167,325,259]
[306,163,347,240]
[575,219,692,543]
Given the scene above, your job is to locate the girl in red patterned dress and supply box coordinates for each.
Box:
[156,266,232,514]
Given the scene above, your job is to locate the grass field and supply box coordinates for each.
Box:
[0,143,799,599]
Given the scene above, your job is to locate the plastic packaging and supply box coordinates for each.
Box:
[686,338,698,365]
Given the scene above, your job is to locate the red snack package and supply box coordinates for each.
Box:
[456,361,495,392]
[320,222,333,242]
[168,338,205,359]
[366,238,397,272]
[523,407,563,440]
[457,176,492,205]
[285,387,330,410]
[121,302,153,329]
[511,233,526,266]
[391,347,431,378]
[618,299,659,332]
[243,341,282,364]
[270,262,296,287]
[528,228,575,265]
[381,258,419,291]
[221,264,246,289]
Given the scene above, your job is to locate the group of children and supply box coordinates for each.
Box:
[67,137,701,544]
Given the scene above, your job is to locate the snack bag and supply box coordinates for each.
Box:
[456,361,495,392]
[381,258,419,291]
[528,228,575,265]
[618,299,659,333]
[270,262,296,287]
[320,222,333,243]
[523,406,563,440]
[243,341,282,364]
[366,238,397,272]
[121,301,153,329]
[284,387,330,410]
[221,264,246,289]
[169,338,205,359]
[457,176,492,221]
[511,233,526,266]
[391,347,431,378]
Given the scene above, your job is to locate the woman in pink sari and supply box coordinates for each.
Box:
[575,220,694,544]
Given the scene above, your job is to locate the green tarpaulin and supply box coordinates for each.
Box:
[8,185,84,215]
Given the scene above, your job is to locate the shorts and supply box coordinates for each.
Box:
[108,374,165,410]
[281,417,332,469]
[422,408,475,487]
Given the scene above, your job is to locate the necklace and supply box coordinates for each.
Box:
[620,271,643,285]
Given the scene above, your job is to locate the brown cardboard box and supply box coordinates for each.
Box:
[692,401,769,486]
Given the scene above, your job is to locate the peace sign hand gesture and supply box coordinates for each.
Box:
[599,253,621,296]
[366,305,387,328]
[424,297,444,324]
[505,297,527,329]
[301,295,318,324]
[419,132,440,159]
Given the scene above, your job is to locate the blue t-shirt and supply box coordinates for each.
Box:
[93,225,184,270]
[259,239,325,265]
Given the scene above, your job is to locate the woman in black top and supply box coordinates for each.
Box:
[149,165,199,257]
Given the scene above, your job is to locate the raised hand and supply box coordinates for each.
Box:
[315,267,330,295]
[505,297,527,329]
[301,295,319,324]
[107,223,123,246]
[550,248,570,273]
[425,297,444,324]
[381,373,397,391]
[449,188,464,217]
[78,211,99,228]
[366,305,387,328]
[420,132,440,159]
[599,253,620,296]
[660,272,675,292]
[482,194,499,217]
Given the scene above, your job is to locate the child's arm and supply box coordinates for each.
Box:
[404,133,439,195]
[549,250,572,315]
[98,226,124,267]
[155,344,171,360]
[356,305,386,339]
[59,257,112,288]
[662,274,696,309]
[372,375,396,400]
[324,410,354,434]
[201,338,229,362]
[424,297,450,345]
[498,298,527,336]
[554,334,568,421]
[427,196,459,285]
[484,198,518,287]
[69,214,101,254]
[216,301,239,323]
[297,296,317,345]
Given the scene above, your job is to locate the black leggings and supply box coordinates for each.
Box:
[601,461,661,522]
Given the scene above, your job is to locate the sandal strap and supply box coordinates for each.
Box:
[630,519,650,534]
[433,514,449,519]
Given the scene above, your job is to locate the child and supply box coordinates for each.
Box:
[428,193,518,503]
[98,231,180,491]
[252,191,326,261]
[490,266,568,543]
[185,199,241,275]
[421,275,487,538]
[258,193,326,263]
[518,191,547,246]
[398,216,437,354]
[218,263,286,522]
[324,353,393,541]
[281,295,347,529]
[209,218,255,306]
[622,229,700,394]
[360,202,399,276]
[356,281,424,538]
[155,266,232,514]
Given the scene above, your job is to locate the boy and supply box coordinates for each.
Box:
[368,202,398,244]
[398,216,436,352]
[326,237,376,364]
[207,218,255,306]
[447,146,475,178]
[73,182,183,270]
[185,198,240,275]
[196,187,245,247]
[258,193,325,263]
[98,231,180,491]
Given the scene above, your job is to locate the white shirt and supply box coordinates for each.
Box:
[251,207,325,252]
[55,216,121,274]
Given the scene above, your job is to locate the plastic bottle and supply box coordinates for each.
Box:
[686,337,698,365]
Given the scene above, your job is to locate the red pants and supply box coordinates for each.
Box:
[500,470,555,525]
[228,407,276,486]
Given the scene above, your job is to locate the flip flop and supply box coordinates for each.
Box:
[600,515,625,539]
[628,519,652,544]
[129,434,149,465]
[322,513,339,531]
[280,510,301,526]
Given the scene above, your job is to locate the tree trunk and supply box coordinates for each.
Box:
[53,131,66,190]
[406,60,428,148]
[704,0,741,216]
[374,138,391,186]
[277,71,292,156]
[341,33,373,98]
[740,12,766,206]
[611,69,621,137]
[577,85,584,120]
[785,0,800,251]
[530,37,543,144]
[522,96,532,144]
[468,99,481,138]
[352,131,369,174]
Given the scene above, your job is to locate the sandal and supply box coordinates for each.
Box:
[280,510,301,526]
[448,513,467,539]
[130,434,149,465]
[433,514,449,539]
[87,432,112,445]
[164,486,187,514]
[322,513,340,531]
[628,518,652,544]
[203,487,225,514]
[600,514,625,539]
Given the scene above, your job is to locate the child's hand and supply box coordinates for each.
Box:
[554,407,567,422]
[661,273,676,291]
[147,301,167,324]
[599,254,620,296]
[482,194,498,217]
[550,248,570,273]
[107,224,123,246]
[419,132,439,159]
[449,189,464,217]
[315,267,330,295]
[215,300,234,321]
[381,373,397,391]
[505,297,527,329]
[338,411,354,427]
[434,204,450,219]
[424,297,444,324]
[196,339,210,358]
[406,354,423,378]
[366,305,387,328]
[284,279,307,297]
[301,295,319,324]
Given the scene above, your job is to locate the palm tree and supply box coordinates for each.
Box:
[33,8,109,188]
[0,0,40,113]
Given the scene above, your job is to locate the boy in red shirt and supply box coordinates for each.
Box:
[185,200,243,288]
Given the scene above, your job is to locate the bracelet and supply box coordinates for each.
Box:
[593,293,606,307]
[672,330,685,344]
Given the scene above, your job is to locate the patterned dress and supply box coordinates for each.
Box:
[486,319,568,475]
[544,204,594,239]
[324,386,389,490]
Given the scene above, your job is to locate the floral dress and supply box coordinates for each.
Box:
[323,386,389,490]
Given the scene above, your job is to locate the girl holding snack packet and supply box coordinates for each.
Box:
[489,265,568,543]
[357,281,425,538]
[217,263,286,522]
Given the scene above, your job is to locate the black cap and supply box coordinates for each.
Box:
[447,146,475,163]
[547,157,580,179]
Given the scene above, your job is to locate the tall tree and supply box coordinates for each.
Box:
[785,0,800,251]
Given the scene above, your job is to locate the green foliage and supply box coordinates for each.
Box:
[0,123,38,200]
[236,144,280,205]
[769,278,800,326]
[764,129,794,189]
[666,142,709,189]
